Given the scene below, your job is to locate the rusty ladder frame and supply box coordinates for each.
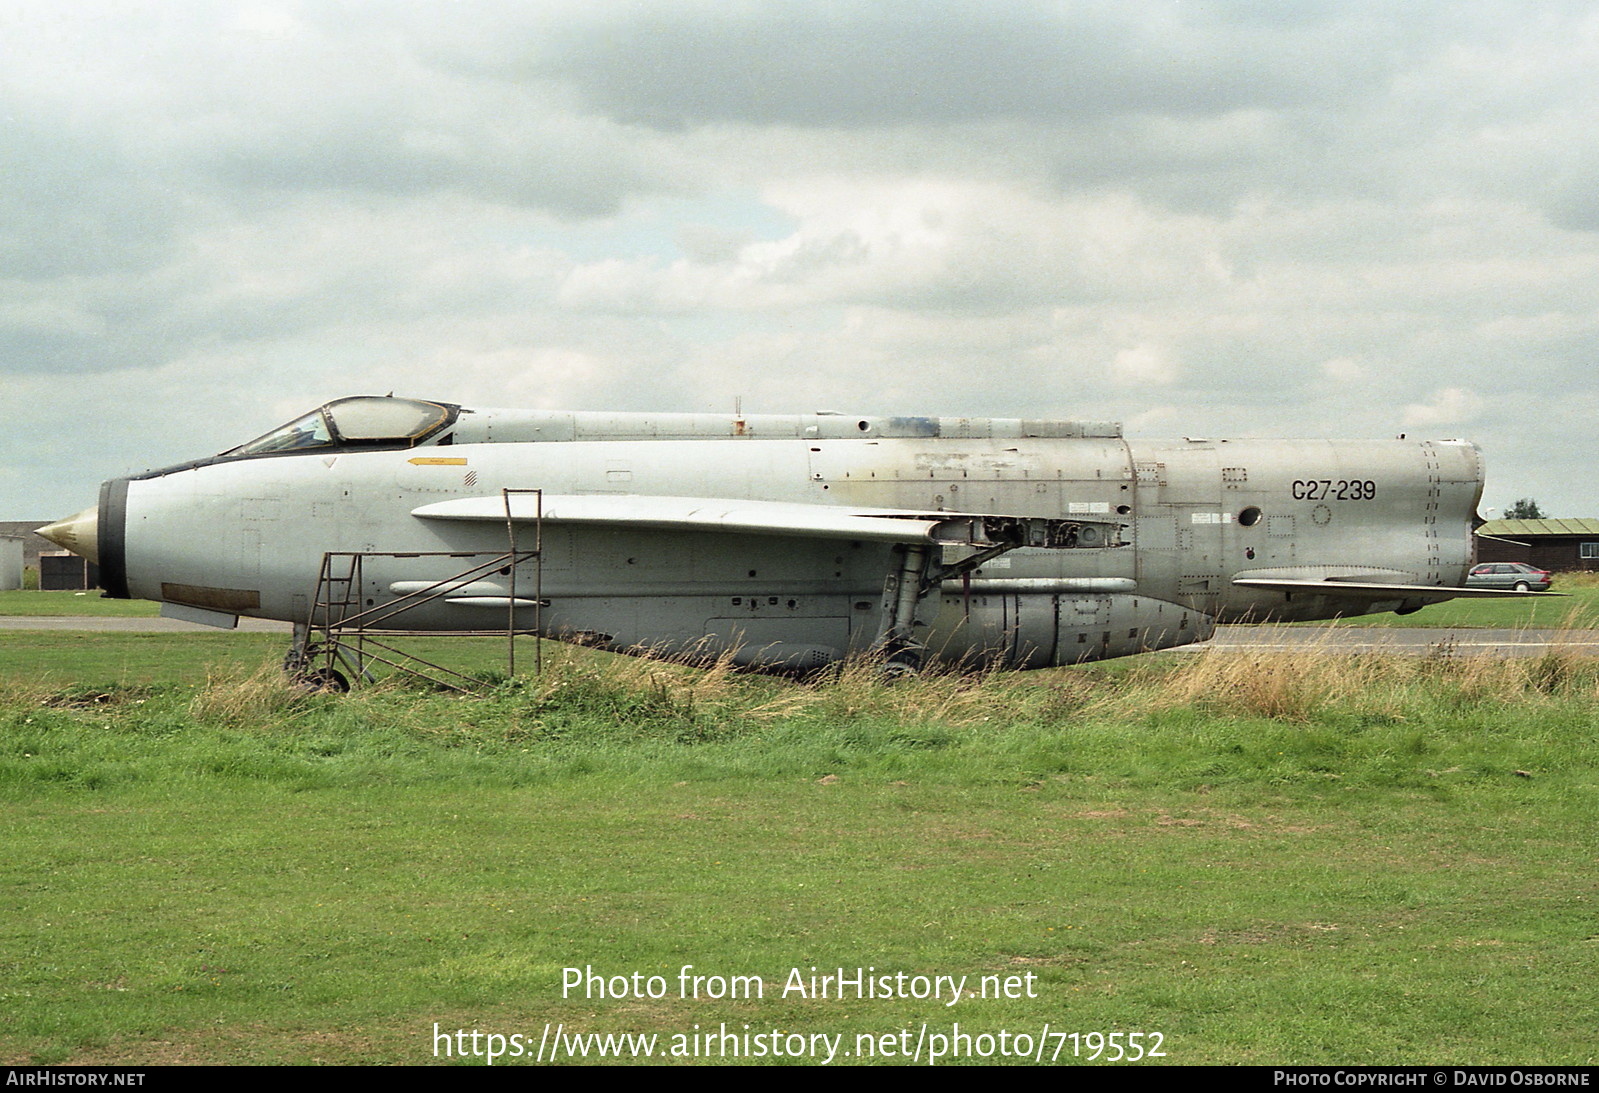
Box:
[301,489,543,692]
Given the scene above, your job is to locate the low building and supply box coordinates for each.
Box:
[1475,518,1599,572]
[39,552,99,591]
[0,521,63,571]
[0,536,22,590]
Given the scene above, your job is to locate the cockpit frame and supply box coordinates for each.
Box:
[224,396,460,458]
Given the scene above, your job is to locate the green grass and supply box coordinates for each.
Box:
[0,591,159,617]
[0,632,284,684]
[1315,576,1599,629]
[2,640,1597,1065]
[0,631,545,689]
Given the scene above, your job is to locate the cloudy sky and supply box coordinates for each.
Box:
[3,0,1596,519]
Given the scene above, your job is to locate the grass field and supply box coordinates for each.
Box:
[0,591,159,617]
[1299,573,1599,630]
[2,635,1596,1066]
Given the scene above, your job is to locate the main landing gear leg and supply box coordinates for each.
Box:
[875,544,931,676]
[281,621,350,693]
[874,537,1036,677]
[283,622,312,678]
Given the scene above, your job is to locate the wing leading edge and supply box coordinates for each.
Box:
[412,494,1123,550]
[1233,578,1563,603]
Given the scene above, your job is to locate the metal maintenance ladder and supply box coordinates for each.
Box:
[288,489,544,692]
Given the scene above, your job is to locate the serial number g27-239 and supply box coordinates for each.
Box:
[1291,479,1378,501]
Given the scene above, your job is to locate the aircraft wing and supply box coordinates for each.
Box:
[1232,578,1563,603]
[412,494,1122,549]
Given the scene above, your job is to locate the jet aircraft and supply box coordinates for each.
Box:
[37,395,1540,685]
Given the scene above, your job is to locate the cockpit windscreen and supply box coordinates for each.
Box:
[225,397,457,458]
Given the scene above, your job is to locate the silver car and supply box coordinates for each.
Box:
[1466,562,1553,592]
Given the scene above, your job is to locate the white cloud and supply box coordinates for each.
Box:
[1320,357,1367,382]
[1109,344,1181,387]
[1402,387,1486,427]
[6,2,1599,518]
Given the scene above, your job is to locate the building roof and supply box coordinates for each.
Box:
[1477,518,1599,537]
[0,521,61,565]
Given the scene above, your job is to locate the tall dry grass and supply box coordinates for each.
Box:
[188,663,312,726]
[0,675,60,709]
[461,635,1599,732]
[1117,643,1599,723]
[164,620,1599,738]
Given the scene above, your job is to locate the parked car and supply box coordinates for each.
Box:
[1465,562,1553,592]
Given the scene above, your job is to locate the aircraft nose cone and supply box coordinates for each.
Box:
[36,506,99,564]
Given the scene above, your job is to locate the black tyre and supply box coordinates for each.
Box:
[299,668,350,693]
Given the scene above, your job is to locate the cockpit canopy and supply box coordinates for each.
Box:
[225,397,458,458]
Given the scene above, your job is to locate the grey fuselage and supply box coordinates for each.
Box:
[90,402,1485,668]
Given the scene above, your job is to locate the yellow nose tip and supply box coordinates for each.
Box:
[36,506,99,564]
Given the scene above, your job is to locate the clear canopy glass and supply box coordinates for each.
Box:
[226,397,454,457]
